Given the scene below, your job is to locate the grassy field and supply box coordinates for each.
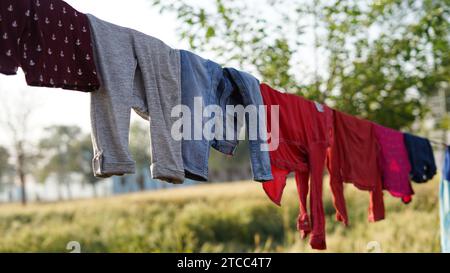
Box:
[0,177,441,253]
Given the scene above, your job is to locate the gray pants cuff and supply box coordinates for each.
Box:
[93,155,136,178]
[150,163,185,184]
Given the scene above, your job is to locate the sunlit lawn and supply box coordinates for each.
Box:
[0,177,441,253]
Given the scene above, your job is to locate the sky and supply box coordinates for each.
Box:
[0,0,187,145]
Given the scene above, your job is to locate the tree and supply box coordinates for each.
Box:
[0,91,39,205]
[73,134,103,198]
[316,0,450,129]
[0,146,14,201]
[208,141,252,182]
[0,147,10,184]
[37,125,82,200]
[152,0,450,129]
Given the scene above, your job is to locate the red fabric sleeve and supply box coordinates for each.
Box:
[295,171,311,238]
[368,175,385,222]
[262,166,289,206]
[308,144,328,250]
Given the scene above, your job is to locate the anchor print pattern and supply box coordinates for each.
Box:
[1,0,99,91]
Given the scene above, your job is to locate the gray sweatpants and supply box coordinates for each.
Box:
[87,14,185,183]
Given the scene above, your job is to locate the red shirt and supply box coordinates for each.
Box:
[260,83,332,250]
[327,110,385,224]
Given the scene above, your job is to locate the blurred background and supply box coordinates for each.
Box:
[0,0,449,252]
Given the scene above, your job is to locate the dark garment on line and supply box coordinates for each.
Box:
[0,0,99,91]
[403,133,436,183]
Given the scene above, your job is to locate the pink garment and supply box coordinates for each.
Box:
[373,124,414,203]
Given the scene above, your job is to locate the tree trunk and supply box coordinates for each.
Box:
[35,193,41,203]
[58,184,64,201]
[8,189,13,203]
[120,176,127,193]
[91,182,98,198]
[66,181,72,200]
[137,174,145,191]
[17,142,27,206]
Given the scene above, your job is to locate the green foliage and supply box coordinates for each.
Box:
[0,179,440,252]
[30,125,104,195]
[208,141,252,181]
[36,125,83,184]
[152,0,450,129]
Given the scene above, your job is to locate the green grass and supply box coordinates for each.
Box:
[0,177,441,253]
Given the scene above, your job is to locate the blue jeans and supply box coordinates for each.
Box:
[179,50,272,182]
[223,68,273,182]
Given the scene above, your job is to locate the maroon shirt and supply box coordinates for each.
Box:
[0,0,100,92]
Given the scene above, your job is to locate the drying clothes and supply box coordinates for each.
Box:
[327,110,385,225]
[373,124,414,204]
[440,146,450,253]
[179,49,272,182]
[0,1,28,75]
[179,50,232,181]
[263,165,313,239]
[224,68,272,182]
[403,133,437,183]
[87,14,184,183]
[0,0,99,91]
[260,83,333,250]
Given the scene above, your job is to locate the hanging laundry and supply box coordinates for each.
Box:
[179,50,230,181]
[224,68,272,182]
[403,133,437,183]
[327,110,385,225]
[373,124,414,204]
[179,49,272,182]
[440,146,450,253]
[260,83,333,250]
[0,0,99,91]
[86,14,184,183]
